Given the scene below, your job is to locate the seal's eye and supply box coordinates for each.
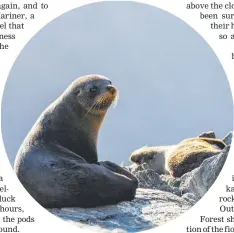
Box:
[89,86,97,92]
[75,89,81,95]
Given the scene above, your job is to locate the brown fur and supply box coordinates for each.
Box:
[167,137,226,177]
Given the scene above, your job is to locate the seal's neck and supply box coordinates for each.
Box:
[40,98,107,164]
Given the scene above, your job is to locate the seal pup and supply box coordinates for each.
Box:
[14,74,138,208]
[130,137,226,177]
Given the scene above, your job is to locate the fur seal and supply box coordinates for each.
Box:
[130,137,226,177]
[14,74,138,208]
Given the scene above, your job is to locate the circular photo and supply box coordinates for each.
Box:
[1,1,233,232]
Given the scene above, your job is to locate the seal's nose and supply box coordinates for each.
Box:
[106,85,116,95]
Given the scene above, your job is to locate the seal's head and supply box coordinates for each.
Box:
[65,74,118,116]
[130,146,172,175]
[38,74,119,164]
[130,146,155,165]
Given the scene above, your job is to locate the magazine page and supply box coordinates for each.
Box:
[0,1,233,232]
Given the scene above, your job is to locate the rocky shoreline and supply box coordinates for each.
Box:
[49,131,232,233]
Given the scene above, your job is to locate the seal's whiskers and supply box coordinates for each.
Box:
[113,90,119,108]
[83,98,100,119]
[83,93,105,119]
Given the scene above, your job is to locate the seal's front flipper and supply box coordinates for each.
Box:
[99,161,138,186]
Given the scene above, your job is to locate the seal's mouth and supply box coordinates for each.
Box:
[83,84,119,118]
[95,85,118,110]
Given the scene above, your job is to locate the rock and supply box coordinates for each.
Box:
[135,168,163,189]
[160,174,180,188]
[179,146,230,199]
[131,166,181,196]
[127,144,230,204]
[181,193,199,205]
[223,131,233,146]
[198,131,216,138]
[49,188,192,232]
